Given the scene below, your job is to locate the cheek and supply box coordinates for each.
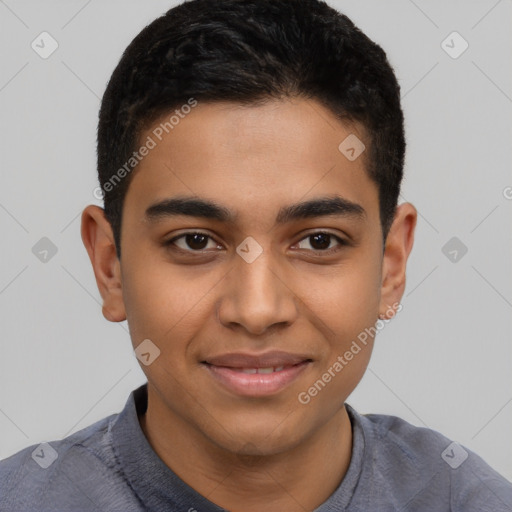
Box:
[121,256,174,346]
[299,271,379,408]
[121,256,217,350]
[305,256,381,337]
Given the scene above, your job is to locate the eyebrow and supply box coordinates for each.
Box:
[144,195,366,225]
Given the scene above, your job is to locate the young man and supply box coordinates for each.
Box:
[1,0,511,510]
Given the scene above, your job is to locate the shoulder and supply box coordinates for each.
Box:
[0,412,135,511]
[349,407,512,511]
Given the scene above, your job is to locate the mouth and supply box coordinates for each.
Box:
[221,365,293,374]
[201,351,313,397]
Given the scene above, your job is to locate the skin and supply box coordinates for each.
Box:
[81,97,417,512]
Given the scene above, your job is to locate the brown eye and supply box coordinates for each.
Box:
[184,233,208,250]
[309,233,331,250]
[167,232,220,252]
[295,232,346,252]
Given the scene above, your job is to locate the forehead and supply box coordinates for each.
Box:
[123,98,379,229]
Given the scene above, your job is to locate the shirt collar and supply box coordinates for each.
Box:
[111,383,365,512]
[111,383,227,512]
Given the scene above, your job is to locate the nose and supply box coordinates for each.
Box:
[217,248,299,336]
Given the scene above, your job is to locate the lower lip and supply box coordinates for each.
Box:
[204,362,311,397]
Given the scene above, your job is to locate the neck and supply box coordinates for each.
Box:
[139,388,353,512]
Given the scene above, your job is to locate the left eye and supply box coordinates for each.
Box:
[295,232,345,252]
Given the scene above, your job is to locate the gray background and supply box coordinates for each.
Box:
[1,0,511,481]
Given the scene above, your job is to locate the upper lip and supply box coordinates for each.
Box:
[203,351,312,368]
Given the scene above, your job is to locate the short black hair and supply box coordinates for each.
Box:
[97,0,405,258]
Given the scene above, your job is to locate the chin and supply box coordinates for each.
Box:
[208,415,310,458]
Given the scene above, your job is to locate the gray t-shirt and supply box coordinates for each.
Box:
[1,383,511,511]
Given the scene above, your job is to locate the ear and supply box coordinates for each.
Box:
[80,205,126,322]
[379,202,417,319]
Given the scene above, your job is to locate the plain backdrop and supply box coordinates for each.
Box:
[1,0,511,482]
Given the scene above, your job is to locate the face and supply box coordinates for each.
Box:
[83,97,415,457]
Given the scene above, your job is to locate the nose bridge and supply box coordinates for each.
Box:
[218,246,297,334]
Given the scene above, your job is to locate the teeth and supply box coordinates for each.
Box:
[238,366,286,374]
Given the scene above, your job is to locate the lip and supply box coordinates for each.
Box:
[202,351,312,397]
[204,350,312,368]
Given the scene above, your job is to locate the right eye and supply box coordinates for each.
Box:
[165,232,223,252]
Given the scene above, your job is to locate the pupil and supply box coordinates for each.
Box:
[187,234,208,250]
[311,233,330,250]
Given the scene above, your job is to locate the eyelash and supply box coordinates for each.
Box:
[164,231,347,255]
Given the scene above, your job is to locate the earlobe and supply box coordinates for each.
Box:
[378,202,417,318]
[81,205,127,323]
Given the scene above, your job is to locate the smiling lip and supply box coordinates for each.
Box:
[202,351,312,397]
